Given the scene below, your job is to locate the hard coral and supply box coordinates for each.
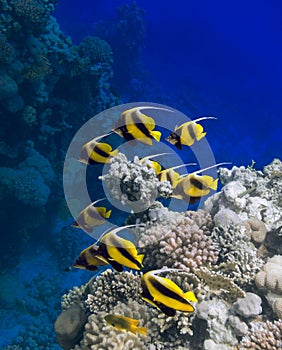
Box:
[238,319,282,350]
[138,210,218,272]
[211,224,264,285]
[100,153,172,213]
[10,0,55,25]
[79,36,113,65]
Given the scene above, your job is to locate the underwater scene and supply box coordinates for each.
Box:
[0,0,281,349]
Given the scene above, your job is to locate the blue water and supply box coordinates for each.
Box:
[1,0,281,348]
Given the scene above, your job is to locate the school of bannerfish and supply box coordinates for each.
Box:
[71,105,224,335]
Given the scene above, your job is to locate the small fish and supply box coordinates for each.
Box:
[97,225,145,272]
[157,163,196,188]
[172,163,230,203]
[113,106,173,146]
[166,116,217,150]
[78,132,118,164]
[139,152,172,174]
[72,198,112,233]
[104,314,147,335]
[73,244,108,271]
[141,269,197,314]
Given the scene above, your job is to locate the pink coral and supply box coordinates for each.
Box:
[238,319,282,350]
[138,210,218,272]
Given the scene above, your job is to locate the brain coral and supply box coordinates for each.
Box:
[138,209,218,272]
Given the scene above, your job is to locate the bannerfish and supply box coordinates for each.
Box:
[104,314,147,335]
[172,162,231,203]
[78,132,118,164]
[141,280,177,316]
[141,269,197,313]
[72,198,112,233]
[157,163,197,188]
[139,152,172,174]
[166,116,217,150]
[113,106,173,146]
[97,225,145,272]
[72,244,108,271]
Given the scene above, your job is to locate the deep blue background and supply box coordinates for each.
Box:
[53,0,282,168]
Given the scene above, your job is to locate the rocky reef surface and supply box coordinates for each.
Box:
[53,157,282,350]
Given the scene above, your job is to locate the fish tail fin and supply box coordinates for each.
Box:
[104,209,112,218]
[184,290,198,303]
[137,254,145,267]
[151,130,162,142]
[136,326,147,335]
[194,123,206,140]
[210,178,219,190]
[111,148,119,157]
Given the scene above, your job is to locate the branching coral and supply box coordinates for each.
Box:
[211,224,264,285]
[237,319,282,350]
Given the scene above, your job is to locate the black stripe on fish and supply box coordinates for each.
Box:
[169,132,182,150]
[131,110,152,139]
[189,196,201,204]
[110,234,143,269]
[141,280,176,316]
[91,144,111,159]
[98,243,124,272]
[148,276,191,305]
[189,177,207,190]
[187,123,196,140]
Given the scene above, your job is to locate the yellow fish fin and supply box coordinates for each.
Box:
[110,148,119,157]
[104,209,112,218]
[152,161,162,174]
[136,326,147,336]
[194,123,206,140]
[150,130,161,142]
[200,175,218,190]
[137,253,144,266]
[183,290,198,303]
[141,296,158,309]
[95,207,107,216]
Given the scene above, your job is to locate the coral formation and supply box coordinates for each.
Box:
[137,209,218,272]
[100,153,172,212]
[255,255,282,318]
[238,319,282,349]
